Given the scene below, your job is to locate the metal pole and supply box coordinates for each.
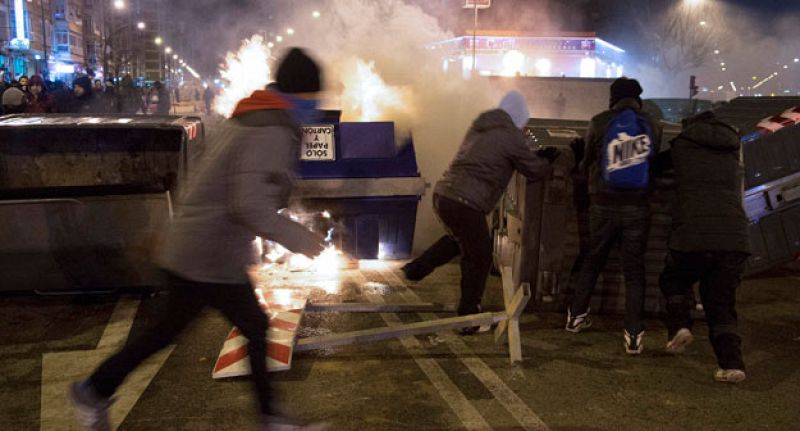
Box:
[472,2,478,74]
[40,0,48,74]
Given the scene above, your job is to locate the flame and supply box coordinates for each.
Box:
[288,244,345,275]
[215,35,272,117]
[340,59,411,122]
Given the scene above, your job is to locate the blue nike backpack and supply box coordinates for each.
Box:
[601,109,655,189]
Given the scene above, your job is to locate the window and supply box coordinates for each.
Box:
[54,30,69,52]
[54,0,66,19]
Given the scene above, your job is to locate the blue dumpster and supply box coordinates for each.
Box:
[292,115,427,259]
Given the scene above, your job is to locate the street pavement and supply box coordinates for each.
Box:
[1,262,799,431]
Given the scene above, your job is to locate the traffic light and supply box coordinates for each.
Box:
[690,75,699,98]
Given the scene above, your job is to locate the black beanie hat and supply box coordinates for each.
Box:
[609,77,643,108]
[73,76,93,94]
[276,48,321,94]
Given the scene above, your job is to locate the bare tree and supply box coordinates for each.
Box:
[627,0,723,74]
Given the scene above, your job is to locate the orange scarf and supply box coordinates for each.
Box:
[231,90,290,117]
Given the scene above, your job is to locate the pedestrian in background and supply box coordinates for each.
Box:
[566,77,662,355]
[203,85,214,114]
[18,75,29,93]
[68,47,330,431]
[402,91,559,334]
[117,75,143,114]
[2,86,27,114]
[24,75,55,114]
[67,76,106,114]
[50,80,72,113]
[153,81,171,114]
[657,111,750,383]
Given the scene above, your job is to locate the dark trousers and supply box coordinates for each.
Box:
[88,271,271,414]
[404,194,492,315]
[659,250,748,370]
[571,204,650,334]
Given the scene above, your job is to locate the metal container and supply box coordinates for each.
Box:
[0,114,203,292]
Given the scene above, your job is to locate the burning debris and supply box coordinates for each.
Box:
[260,210,357,275]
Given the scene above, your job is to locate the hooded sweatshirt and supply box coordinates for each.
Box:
[156,90,323,283]
[666,111,749,253]
[434,109,551,213]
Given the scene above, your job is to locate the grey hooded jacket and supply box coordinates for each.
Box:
[156,109,323,284]
[434,109,551,214]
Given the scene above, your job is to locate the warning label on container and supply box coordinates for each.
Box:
[301,125,335,161]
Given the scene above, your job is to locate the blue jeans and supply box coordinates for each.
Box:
[570,204,650,334]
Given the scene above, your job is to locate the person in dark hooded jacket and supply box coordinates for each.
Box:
[566,77,663,355]
[657,110,750,384]
[401,91,558,333]
[68,76,106,114]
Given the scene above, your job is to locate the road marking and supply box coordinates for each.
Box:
[378,269,550,431]
[40,296,175,431]
[350,270,492,431]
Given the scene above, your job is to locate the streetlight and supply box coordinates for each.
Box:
[114,0,125,10]
[312,10,321,18]
[173,54,178,60]
[286,28,295,35]
[276,35,283,42]
[137,21,146,30]
[684,0,705,5]
[154,36,163,46]
[165,47,172,54]
[699,20,707,26]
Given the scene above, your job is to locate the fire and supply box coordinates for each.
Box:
[215,35,272,117]
[288,244,347,275]
[340,58,411,122]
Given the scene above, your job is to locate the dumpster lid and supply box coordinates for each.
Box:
[0,113,202,130]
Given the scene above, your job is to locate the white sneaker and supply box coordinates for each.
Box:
[666,328,694,355]
[714,369,746,384]
[624,330,644,355]
[262,415,328,431]
[68,381,113,431]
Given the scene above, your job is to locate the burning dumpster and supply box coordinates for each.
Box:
[290,112,427,260]
[495,96,800,315]
[0,114,204,293]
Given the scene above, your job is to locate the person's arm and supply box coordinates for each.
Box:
[227,127,325,257]
[506,131,553,181]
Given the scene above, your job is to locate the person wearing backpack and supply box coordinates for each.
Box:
[565,77,663,355]
[657,111,750,383]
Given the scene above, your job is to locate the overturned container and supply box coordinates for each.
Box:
[495,96,800,315]
[0,114,204,293]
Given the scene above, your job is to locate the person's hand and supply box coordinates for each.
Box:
[536,146,561,163]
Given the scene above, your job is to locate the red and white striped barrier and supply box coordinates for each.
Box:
[212,288,309,378]
[756,107,800,134]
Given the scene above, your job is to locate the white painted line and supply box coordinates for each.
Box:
[350,271,492,431]
[378,269,550,431]
[41,295,175,431]
[97,296,141,350]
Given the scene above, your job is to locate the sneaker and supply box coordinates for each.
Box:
[400,263,425,282]
[665,328,694,355]
[458,324,493,336]
[565,309,591,333]
[68,381,113,431]
[261,415,328,431]
[624,330,644,355]
[714,369,746,384]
